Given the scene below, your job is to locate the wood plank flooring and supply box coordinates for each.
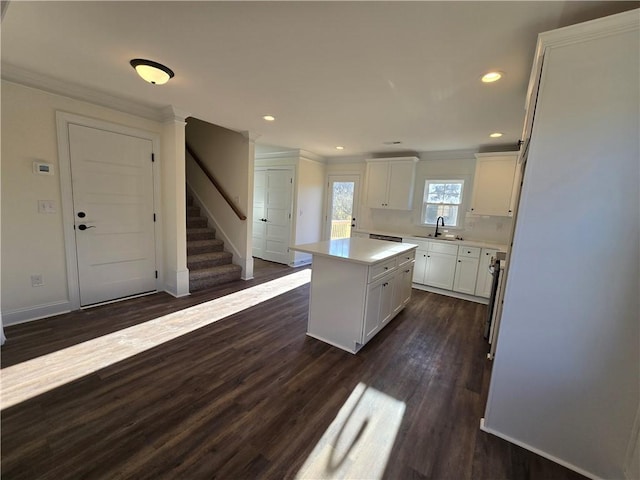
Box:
[1,259,586,479]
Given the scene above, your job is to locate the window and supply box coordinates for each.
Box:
[421,179,464,226]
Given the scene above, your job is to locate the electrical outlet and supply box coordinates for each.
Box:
[31,274,44,287]
[37,200,56,214]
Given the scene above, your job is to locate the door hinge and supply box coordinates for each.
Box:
[153,213,156,222]
[289,213,291,219]
[155,270,158,279]
[290,178,293,184]
[151,153,155,162]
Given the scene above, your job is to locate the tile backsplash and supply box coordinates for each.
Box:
[361,208,512,245]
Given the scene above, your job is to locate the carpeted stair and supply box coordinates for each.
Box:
[187,196,242,291]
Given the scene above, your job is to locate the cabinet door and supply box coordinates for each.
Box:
[386,161,416,210]
[379,276,396,327]
[366,162,389,208]
[453,256,480,294]
[470,155,518,216]
[475,248,498,297]
[425,252,456,290]
[363,280,383,343]
[413,251,428,284]
[397,264,414,309]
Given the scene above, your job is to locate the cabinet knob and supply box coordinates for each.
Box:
[458,260,461,262]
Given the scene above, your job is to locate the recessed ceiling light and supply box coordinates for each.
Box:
[263,115,275,122]
[336,146,344,150]
[383,141,402,145]
[481,71,503,83]
[490,132,503,138]
[130,59,174,85]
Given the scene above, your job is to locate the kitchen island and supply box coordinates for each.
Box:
[292,237,417,353]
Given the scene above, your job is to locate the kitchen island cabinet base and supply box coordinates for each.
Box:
[298,239,416,354]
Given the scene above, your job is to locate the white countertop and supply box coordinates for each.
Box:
[292,238,417,265]
[353,229,508,251]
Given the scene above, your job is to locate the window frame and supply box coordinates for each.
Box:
[420,178,465,227]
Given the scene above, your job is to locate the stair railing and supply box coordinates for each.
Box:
[186,143,247,221]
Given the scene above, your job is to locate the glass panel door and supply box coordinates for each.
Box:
[326,175,359,240]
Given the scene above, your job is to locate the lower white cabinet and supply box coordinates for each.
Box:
[425,251,457,289]
[453,246,480,295]
[475,248,498,298]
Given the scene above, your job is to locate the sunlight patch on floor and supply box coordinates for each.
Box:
[296,382,405,480]
[0,269,311,410]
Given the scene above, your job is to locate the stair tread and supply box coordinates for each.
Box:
[186,227,215,233]
[188,251,231,262]
[189,263,242,280]
[187,239,224,247]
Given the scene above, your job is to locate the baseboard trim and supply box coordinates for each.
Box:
[479,419,600,480]
[3,301,72,326]
[412,283,489,304]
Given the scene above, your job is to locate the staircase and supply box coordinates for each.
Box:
[187,195,242,291]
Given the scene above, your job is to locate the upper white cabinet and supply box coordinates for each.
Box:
[470,152,520,216]
[365,157,418,210]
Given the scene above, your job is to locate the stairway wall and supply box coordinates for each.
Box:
[185,118,254,279]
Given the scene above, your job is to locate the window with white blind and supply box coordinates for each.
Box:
[421,179,464,227]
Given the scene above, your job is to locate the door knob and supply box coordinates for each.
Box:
[77,211,86,218]
[77,224,95,231]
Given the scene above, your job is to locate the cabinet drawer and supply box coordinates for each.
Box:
[397,250,416,267]
[457,246,481,259]
[368,258,396,283]
[428,242,458,256]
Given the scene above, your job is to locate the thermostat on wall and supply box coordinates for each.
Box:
[33,162,54,175]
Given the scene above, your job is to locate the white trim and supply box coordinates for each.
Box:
[255,149,325,163]
[479,419,601,480]
[474,151,520,160]
[2,301,72,326]
[420,149,476,161]
[624,404,640,480]
[164,269,191,298]
[365,156,419,164]
[411,283,488,305]
[56,112,162,310]
[3,65,164,121]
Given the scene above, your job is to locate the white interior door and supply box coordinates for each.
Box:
[325,175,359,240]
[69,124,156,306]
[252,168,293,264]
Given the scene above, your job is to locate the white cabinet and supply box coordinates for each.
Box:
[298,239,416,353]
[475,248,498,298]
[425,251,457,290]
[365,157,418,210]
[470,153,520,216]
[453,247,480,295]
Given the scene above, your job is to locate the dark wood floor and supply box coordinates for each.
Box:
[1,259,586,479]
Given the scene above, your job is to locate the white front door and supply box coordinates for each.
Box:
[252,168,292,264]
[325,175,359,240]
[69,124,157,306]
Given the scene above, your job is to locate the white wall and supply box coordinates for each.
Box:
[326,154,512,244]
[0,81,176,324]
[292,157,325,265]
[185,118,252,277]
[483,14,639,480]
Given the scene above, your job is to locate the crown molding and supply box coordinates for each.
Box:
[161,105,190,124]
[241,130,261,143]
[1,63,165,122]
[255,148,325,163]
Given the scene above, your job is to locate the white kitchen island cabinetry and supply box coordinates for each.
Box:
[365,157,418,210]
[292,238,416,354]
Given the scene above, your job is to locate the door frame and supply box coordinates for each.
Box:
[252,166,294,264]
[324,174,360,240]
[56,112,162,310]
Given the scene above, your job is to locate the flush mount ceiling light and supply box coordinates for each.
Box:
[336,146,345,150]
[262,115,276,122]
[481,71,503,83]
[130,59,174,85]
[490,132,503,138]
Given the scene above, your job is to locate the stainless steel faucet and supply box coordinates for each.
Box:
[435,216,445,237]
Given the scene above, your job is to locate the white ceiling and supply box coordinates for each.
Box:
[1,1,636,159]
